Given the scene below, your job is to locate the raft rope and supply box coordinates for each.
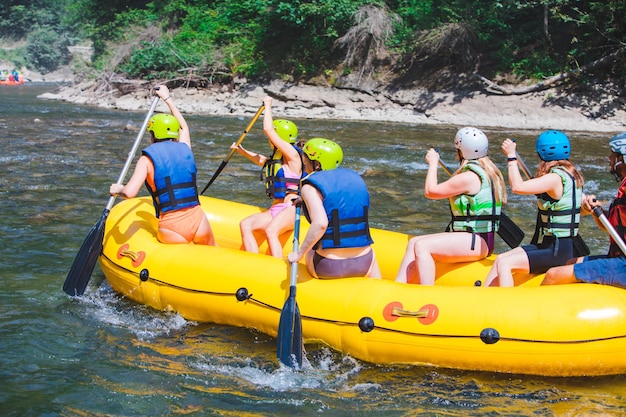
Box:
[102,253,626,345]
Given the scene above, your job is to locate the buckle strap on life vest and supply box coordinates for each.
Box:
[323,206,371,246]
[449,178,500,251]
[150,173,199,214]
[531,171,579,255]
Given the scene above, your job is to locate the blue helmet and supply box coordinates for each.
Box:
[536,130,570,161]
[609,132,626,156]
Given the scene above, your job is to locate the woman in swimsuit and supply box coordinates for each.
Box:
[484,131,584,287]
[395,127,506,285]
[287,138,381,279]
[233,96,304,258]
[110,85,216,246]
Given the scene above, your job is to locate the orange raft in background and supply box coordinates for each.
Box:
[98,196,626,377]
[0,72,25,85]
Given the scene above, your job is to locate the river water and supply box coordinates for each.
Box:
[2,85,625,416]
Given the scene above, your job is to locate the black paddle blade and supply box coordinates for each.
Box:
[201,160,227,195]
[277,289,303,369]
[497,213,525,248]
[62,209,109,296]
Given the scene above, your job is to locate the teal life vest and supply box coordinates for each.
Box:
[447,161,502,234]
[534,167,581,241]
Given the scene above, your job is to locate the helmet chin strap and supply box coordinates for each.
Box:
[456,148,464,163]
[613,158,624,182]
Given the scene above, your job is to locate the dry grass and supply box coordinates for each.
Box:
[334,4,400,84]
[411,22,479,69]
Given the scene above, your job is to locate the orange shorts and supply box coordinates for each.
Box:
[158,205,205,243]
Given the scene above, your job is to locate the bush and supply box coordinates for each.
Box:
[119,40,190,79]
[25,26,71,73]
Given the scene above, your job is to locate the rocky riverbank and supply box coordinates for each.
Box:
[12,56,622,134]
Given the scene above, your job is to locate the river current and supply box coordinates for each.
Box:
[1,85,625,416]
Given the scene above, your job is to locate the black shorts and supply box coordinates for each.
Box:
[523,236,574,274]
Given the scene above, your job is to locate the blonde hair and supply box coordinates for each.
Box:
[455,156,507,205]
[536,160,584,188]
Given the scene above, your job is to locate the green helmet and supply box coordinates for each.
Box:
[273,119,298,143]
[148,113,180,140]
[303,138,343,170]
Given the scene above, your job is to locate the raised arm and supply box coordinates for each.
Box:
[262,96,301,172]
[153,85,191,148]
[502,138,562,196]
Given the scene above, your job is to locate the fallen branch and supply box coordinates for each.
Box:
[477,47,625,95]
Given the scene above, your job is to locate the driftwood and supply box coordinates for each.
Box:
[477,47,625,95]
[111,79,148,94]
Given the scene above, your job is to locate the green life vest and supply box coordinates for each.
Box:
[535,167,581,239]
[448,161,502,233]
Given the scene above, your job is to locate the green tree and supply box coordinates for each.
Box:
[26,25,72,72]
[1,0,623,87]
[65,0,152,57]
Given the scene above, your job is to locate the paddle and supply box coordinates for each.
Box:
[437,155,525,248]
[511,139,532,180]
[201,105,265,194]
[277,202,304,369]
[592,206,626,255]
[63,96,160,296]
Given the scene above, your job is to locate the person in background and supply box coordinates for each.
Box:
[484,130,584,287]
[287,138,381,278]
[395,127,506,285]
[542,132,626,289]
[232,95,304,258]
[109,84,216,246]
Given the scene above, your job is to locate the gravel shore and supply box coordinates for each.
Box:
[27,70,626,134]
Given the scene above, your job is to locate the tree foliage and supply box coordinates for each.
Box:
[0,0,78,72]
[26,26,72,72]
[2,0,625,86]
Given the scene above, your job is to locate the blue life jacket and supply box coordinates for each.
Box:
[142,141,200,218]
[302,167,373,249]
[262,146,305,199]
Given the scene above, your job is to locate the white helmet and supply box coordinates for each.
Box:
[454,127,489,159]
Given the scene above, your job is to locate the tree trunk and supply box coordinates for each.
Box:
[477,47,625,95]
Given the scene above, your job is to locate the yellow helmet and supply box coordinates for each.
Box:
[303,138,343,170]
[148,114,180,140]
[273,119,298,143]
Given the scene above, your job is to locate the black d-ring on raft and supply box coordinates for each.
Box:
[139,269,150,282]
[236,287,250,301]
[359,317,375,332]
[480,328,500,344]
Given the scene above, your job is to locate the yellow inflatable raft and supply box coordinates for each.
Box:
[99,196,626,377]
